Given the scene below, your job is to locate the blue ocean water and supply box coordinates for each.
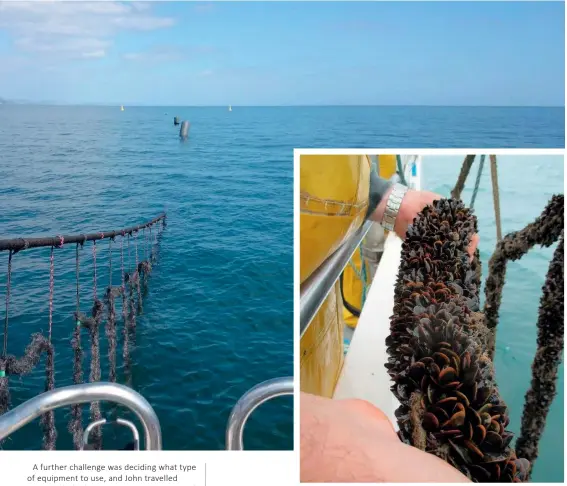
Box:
[423,156,564,482]
[0,105,294,451]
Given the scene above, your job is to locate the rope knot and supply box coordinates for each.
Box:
[57,235,64,248]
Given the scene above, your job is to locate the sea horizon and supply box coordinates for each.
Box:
[0,101,564,109]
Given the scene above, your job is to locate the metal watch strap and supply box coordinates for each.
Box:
[381,183,408,232]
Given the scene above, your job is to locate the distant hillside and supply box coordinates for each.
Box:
[0,97,35,105]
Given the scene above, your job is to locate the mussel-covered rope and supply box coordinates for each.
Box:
[128,234,138,331]
[470,155,485,210]
[134,231,142,314]
[40,246,57,450]
[0,251,13,434]
[387,198,529,482]
[0,253,52,447]
[70,242,84,450]
[515,234,563,476]
[86,240,103,450]
[0,215,164,450]
[0,335,52,445]
[2,251,12,359]
[144,228,148,262]
[451,155,476,200]
[122,235,131,370]
[105,238,118,384]
[483,195,564,478]
[483,195,564,337]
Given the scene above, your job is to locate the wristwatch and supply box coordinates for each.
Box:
[381,183,408,232]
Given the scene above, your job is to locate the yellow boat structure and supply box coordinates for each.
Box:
[299,154,421,421]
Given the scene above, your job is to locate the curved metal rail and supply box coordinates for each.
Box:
[300,222,373,338]
[83,418,140,450]
[0,382,162,450]
[225,377,293,450]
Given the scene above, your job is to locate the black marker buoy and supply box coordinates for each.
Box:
[174,116,180,126]
[179,120,190,140]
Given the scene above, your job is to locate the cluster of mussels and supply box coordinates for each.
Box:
[386,199,529,482]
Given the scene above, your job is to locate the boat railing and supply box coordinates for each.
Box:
[225,376,293,450]
[300,222,373,338]
[299,156,420,339]
[0,382,162,450]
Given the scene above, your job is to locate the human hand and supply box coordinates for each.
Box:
[373,188,480,261]
[300,392,471,483]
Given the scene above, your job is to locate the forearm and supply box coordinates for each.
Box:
[366,175,443,240]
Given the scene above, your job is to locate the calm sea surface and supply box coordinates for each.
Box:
[0,105,296,451]
[424,156,564,482]
[0,106,563,463]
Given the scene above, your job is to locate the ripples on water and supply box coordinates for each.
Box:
[424,156,564,482]
[0,106,294,450]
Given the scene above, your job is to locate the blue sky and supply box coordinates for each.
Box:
[0,1,564,106]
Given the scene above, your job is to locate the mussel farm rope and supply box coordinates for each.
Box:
[387,198,529,482]
[450,155,476,200]
[2,250,12,359]
[483,194,564,479]
[105,238,118,385]
[489,155,503,242]
[0,213,165,450]
[40,246,57,450]
[70,243,84,450]
[88,240,104,450]
[469,155,485,210]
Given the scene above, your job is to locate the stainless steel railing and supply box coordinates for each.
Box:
[0,382,162,450]
[225,376,293,450]
[300,221,373,338]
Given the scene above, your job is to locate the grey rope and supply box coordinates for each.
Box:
[451,154,476,200]
[41,246,57,450]
[469,155,485,209]
[70,243,84,450]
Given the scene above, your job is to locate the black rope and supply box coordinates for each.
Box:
[339,272,361,318]
[70,243,84,450]
[0,213,166,252]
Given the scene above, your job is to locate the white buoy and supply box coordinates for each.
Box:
[179,120,190,140]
